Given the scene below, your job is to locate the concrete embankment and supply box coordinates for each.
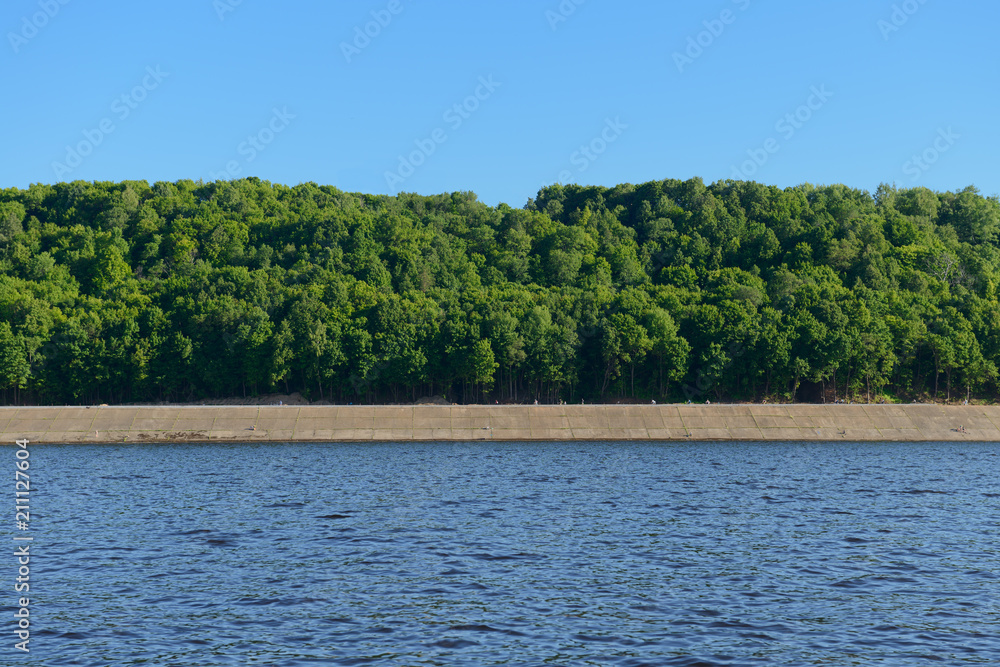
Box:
[1,404,998,443]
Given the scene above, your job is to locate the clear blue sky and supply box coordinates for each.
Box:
[4,0,997,207]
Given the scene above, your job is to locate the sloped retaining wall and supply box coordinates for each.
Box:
[1,404,997,443]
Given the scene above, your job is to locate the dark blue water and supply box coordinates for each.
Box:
[22,441,1000,665]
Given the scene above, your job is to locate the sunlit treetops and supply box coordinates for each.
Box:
[0,177,997,405]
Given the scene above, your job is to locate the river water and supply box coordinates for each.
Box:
[25,441,1000,665]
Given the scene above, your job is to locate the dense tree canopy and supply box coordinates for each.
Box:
[0,177,998,405]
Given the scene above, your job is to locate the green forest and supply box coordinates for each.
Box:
[0,177,998,405]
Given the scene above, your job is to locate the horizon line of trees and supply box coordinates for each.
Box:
[0,176,998,405]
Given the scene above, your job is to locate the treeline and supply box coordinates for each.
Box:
[0,177,998,405]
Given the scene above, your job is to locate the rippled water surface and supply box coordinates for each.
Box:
[27,441,1000,665]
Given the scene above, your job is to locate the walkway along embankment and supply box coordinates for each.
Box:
[1,404,998,443]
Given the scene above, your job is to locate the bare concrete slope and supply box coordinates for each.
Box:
[2,404,998,443]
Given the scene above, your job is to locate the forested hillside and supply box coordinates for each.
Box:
[0,177,998,405]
